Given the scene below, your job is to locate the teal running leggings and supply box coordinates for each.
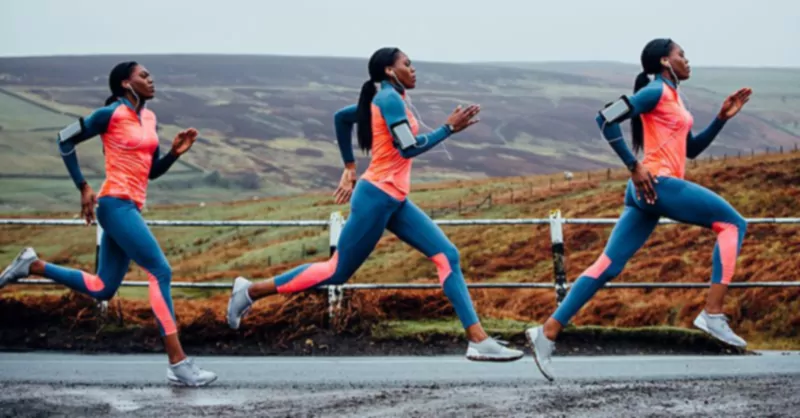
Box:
[553,177,746,325]
[273,180,479,328]
[42,196,176,336]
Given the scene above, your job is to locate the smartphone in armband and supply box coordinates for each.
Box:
[58,118,86,143]
[389,120,418,150]
[598,96,633,125]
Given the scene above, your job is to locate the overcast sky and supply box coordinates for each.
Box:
[2,0,798,67]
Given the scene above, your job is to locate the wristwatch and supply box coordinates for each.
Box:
[445,124,455,133]
[627,160,639,172]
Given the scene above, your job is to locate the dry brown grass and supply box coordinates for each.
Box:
[1,152,798,348]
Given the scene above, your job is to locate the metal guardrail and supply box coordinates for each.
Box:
[4,211,799,310]
[15,278,800,289]
[2,217,799,226]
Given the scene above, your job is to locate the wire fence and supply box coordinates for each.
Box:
[422,144,800,217]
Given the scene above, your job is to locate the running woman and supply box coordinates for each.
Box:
[526,38,753,380]
[0,61,217,386]
[227,47,524,362]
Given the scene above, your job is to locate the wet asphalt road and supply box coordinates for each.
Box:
[1,351,798,417]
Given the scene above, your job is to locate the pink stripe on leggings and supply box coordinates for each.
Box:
[712,222,739,284]
[277,252,339,293]
[581,253,612,279]
[430,253,452,285]
[81,272,105,292]
[148,273,176,335]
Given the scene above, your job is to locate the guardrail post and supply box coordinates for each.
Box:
[549,210,567,305]
[329,211,344,256]
[327,212,345,325]
[327,285,344,326]
[95,223,108,318]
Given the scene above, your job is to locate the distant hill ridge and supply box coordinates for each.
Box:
[0,54,797,209]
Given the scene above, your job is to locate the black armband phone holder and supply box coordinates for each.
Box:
[598,96,633,125]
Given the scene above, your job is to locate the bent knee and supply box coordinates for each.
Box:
[442,244,460,266]
[430,245,459,284]
[156,266,172,283]
[147,263,172,283]
[735,215,747,235]
[726,211,747,233]
[713,216,747,241]
[89,273,120,301]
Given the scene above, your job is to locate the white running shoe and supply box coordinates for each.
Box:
[0,247,37,288]
[465,337,524,362]
[525,326,555,381]
[693,310,747,348]
[167,357,217,387]
[227,276,253,330]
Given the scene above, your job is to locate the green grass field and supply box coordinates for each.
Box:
[0,90,74,131]
[0,89,244,209]
[0,172,264,211]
